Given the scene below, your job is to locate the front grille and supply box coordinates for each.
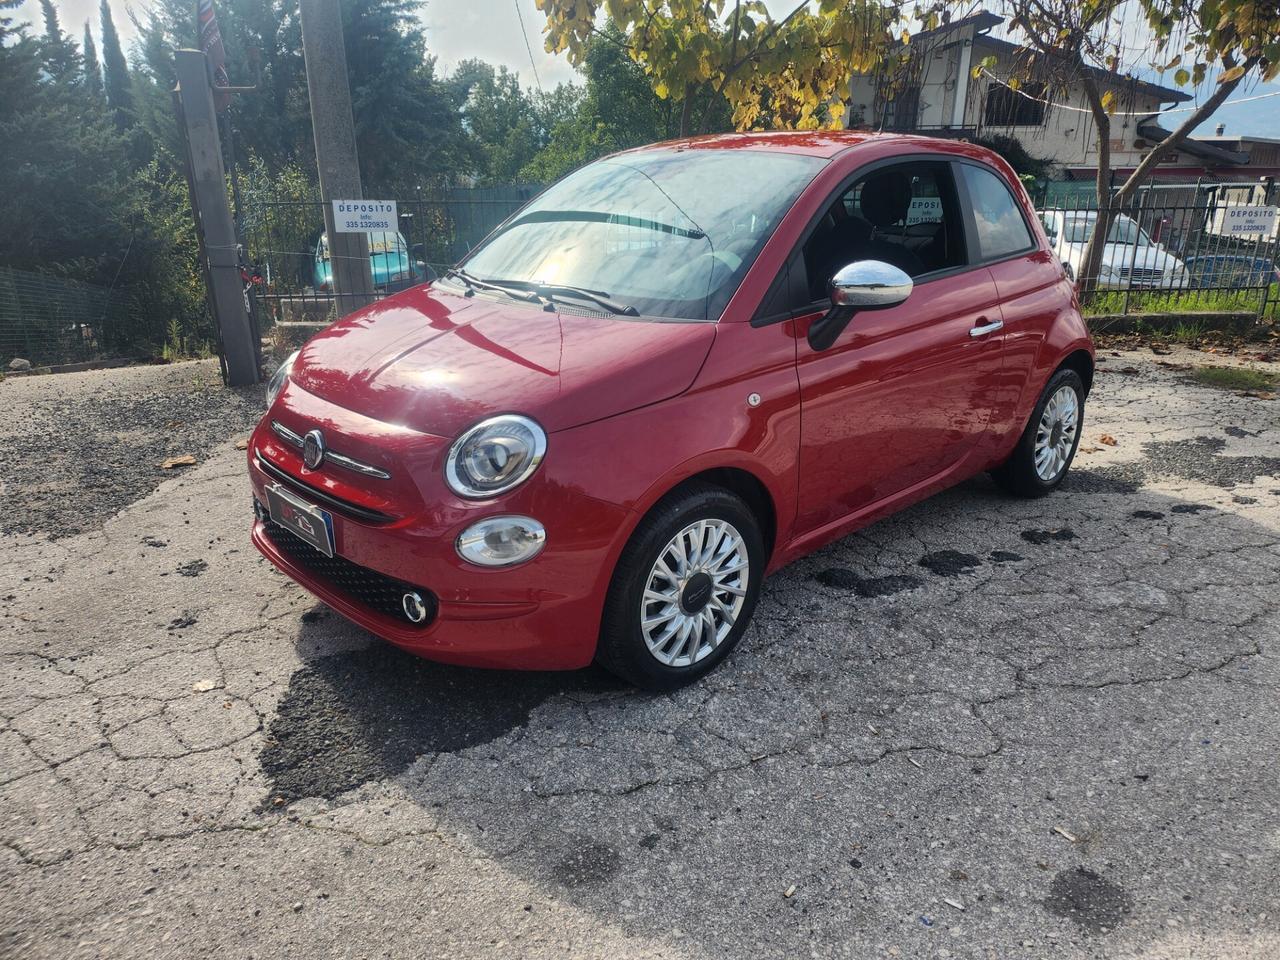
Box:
[259,512,436,628]
[1118,267,1163,283]
[255,454,394,524]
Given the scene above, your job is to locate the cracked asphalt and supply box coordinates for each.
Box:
[2,351,1279,959]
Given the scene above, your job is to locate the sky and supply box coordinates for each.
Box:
[16,0,1280,139]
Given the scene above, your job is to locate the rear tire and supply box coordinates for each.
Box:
[596,482,764,691]
[992,368,1085,498]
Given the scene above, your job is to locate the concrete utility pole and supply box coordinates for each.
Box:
[173,49,260,386]
[299,0,375,314]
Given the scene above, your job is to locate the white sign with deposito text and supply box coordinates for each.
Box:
[1209,205,1278,237]
[906,196,943,225]
[332,199,398,233]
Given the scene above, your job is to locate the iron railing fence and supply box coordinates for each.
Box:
[241,180,1279,327]
[0,267,142,369]
[1031,181,1279,319]
[240,185,543,325]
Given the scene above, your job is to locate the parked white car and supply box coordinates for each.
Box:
[1039,209,1190,289]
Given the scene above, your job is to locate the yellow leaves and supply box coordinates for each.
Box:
[1175,67,1191,86]
[1101,89,1117,113]
[1218,63,1247,83]
[536,0,912,134]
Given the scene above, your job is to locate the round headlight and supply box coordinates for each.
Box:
[445,415,547,499]
[456,516,546,566]
[266,349,299,407]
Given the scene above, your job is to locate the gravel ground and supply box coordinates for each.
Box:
[0,361,262,538]
[1,348,1279,959]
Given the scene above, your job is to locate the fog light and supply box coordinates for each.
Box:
[402,591,429,623]
[456,516,546,567]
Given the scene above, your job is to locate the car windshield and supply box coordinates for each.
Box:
[1061,214,1151,246]
[455,149,825,320]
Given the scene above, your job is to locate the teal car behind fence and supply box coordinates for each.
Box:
[312,231,433,293]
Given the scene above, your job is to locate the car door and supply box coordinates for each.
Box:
[966,161,1076,440]
[787,159,1007,536]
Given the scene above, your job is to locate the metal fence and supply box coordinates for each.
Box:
[1031,180,1280,320]
[241,185,542,325]
[241,178,1280,329]
[0,267,142,369]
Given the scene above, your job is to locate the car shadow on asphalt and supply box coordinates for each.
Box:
[255,444,1280,956]
[257,629,629,808]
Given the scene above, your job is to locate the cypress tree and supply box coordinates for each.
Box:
[99,0,133,128]
[83,21,103,97]
[38,0,80,84]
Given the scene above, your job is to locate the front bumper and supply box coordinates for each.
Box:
[247,387,635,671]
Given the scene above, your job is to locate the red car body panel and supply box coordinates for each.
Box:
[290,287,717,436]
[249,132,1094,671]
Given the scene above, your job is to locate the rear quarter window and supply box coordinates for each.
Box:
[960,164,1035,261]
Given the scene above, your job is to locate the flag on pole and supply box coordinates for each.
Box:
[196,0,231,112]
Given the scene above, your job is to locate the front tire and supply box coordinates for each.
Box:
[992,368,1085,497]
[596,482,764,690]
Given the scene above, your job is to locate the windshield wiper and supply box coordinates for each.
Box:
[444,268,542,304]
[529,282,639,317]
[459,273,639,317]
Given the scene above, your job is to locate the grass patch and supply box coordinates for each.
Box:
[1189,365,1277,392]
[1082,284,1280,319]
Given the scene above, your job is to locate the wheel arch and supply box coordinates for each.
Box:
[1057,348,1095,396]
[627,463,782,568]
[671,467,778,560]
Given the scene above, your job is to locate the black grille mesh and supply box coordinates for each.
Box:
[260,514,436,628]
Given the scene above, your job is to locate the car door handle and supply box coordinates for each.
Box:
[969,318,1004,337]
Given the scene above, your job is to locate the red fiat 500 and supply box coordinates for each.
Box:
[249,132,1093,689]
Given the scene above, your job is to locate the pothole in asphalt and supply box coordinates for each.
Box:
[1044,867,1134,934]
[259,644,622,807]
[1076,436,1280,493]
[176,559,208,577]
[917,551,982,577]
[812,569,923,597]
[1021,528,1077,544]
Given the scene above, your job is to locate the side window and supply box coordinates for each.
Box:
[960,164,1035,260]
[798,162,967,303]
[1039,212,1059,245]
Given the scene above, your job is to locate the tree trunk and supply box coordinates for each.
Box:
[1077,55,1258,303]
[1077,73,1112,301]
[678,82,697,137]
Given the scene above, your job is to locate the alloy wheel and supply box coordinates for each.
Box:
[1034,384,1079,481]
[639,518,749,668]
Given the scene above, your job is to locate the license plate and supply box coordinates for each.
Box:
[265,483,335,557]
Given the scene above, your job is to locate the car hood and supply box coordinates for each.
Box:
[1062,242,1185,273]
[290,283,717,436]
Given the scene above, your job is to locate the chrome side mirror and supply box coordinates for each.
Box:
[809,260,913,352]
[829,260,913,309]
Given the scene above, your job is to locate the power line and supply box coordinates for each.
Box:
[514,0,543,94]
[979,67,1280,117]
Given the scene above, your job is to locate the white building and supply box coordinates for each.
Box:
[847,11,1251,182]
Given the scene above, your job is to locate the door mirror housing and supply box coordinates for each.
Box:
[829,261,913,308]
[808,261,913,351]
